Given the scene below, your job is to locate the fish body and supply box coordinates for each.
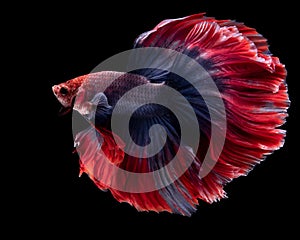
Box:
[53,13,289,216]
[53,71,163,117]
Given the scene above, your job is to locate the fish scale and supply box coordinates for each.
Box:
[80,71,168,116]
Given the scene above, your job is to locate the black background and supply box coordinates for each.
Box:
[23,0,297,234]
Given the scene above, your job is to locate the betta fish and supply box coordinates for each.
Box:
[52,13,289,216]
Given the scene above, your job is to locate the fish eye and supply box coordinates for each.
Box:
[60,87,68,95]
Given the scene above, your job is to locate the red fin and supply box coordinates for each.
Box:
[99,128,125,165]
[108,149,169,213]
[217,20,270,53]
[133,13,289,207]
[75,127,123,189]
[75,127,173,213]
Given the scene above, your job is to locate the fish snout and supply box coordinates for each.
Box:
[52,85,60,96]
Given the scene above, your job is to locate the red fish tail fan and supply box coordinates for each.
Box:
[129,13,289,207]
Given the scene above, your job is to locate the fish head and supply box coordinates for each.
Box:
[52,83,75,108]
[52,76,86,108]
